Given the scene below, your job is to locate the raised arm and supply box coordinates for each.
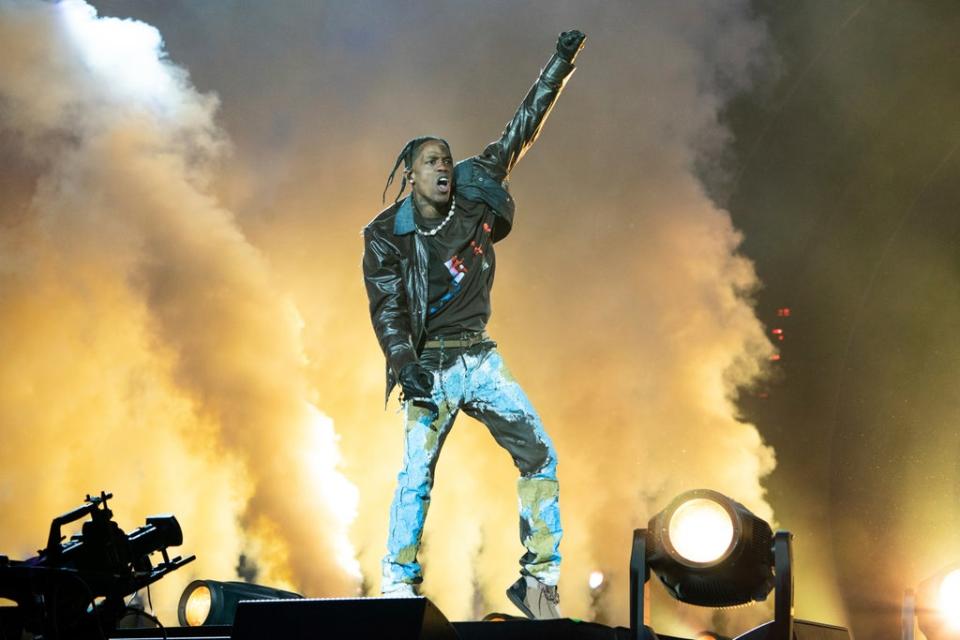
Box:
[474,30,586,183]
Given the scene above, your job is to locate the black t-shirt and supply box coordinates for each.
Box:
[414,196,497,337]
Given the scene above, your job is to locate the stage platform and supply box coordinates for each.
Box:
[110,619,678,640]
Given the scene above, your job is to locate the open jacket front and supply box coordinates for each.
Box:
[362,53,576,404]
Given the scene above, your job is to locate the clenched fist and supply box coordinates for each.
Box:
[557,30,586,63]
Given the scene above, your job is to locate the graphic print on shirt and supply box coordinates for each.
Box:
[427,221,492,318]
[428,255,466,316]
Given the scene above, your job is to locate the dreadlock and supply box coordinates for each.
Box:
[382,136,451,204]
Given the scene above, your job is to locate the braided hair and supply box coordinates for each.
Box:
[382,136,451,203]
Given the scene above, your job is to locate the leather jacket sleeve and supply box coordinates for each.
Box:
[362,228,418,381]
[473,53,576,183]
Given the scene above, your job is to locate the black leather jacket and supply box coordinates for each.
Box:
[362,52,576,403]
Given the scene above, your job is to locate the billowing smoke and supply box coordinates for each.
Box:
[2,0,786,635]
[0,0,359,622]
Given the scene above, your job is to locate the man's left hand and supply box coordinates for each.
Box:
[399,362,438,414]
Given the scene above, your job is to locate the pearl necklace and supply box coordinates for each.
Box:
[415,195,456,237]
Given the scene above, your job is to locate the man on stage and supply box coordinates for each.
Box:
[362,30,585,620]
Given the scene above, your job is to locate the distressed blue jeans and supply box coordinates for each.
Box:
[382,345,562,592]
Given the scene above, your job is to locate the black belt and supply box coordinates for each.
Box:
[422,331,491,350]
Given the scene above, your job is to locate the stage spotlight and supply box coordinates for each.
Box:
[917,564,960,639]
[178,579,302,627]
[181,583,212,627]
[629,489,820,640]
[646,489,775,607]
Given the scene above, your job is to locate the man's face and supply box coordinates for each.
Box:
[407,140,453,207]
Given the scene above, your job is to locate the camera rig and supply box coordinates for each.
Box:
[0,491,194,639]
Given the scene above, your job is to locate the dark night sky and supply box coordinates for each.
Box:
[4,1,960,637]
[729,2,960,638]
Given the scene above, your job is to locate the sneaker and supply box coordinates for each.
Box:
[506,575,561,620]
[380,583,418,598]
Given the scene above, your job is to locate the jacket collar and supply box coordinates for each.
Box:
[393,196,416,235]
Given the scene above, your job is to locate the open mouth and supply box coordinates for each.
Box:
[436,175,450,193]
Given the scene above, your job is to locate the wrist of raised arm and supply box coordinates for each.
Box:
[541,53,576,89]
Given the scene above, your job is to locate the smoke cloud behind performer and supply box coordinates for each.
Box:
[362,30,586,619]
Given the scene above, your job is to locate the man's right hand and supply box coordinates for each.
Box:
[399,362,437,412]
[557,30,586,64]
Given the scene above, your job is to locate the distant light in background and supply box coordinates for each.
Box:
[938,570,960,631]
[917,564,960,639]
[589,571,605,590]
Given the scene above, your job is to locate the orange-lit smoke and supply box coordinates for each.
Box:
[0,0,358,623]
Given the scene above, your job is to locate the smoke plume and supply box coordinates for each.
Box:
[0,0,359,622]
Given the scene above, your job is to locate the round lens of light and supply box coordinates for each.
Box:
[184,584,212,627]
[938,569,960,630]
[667,498,735,564]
